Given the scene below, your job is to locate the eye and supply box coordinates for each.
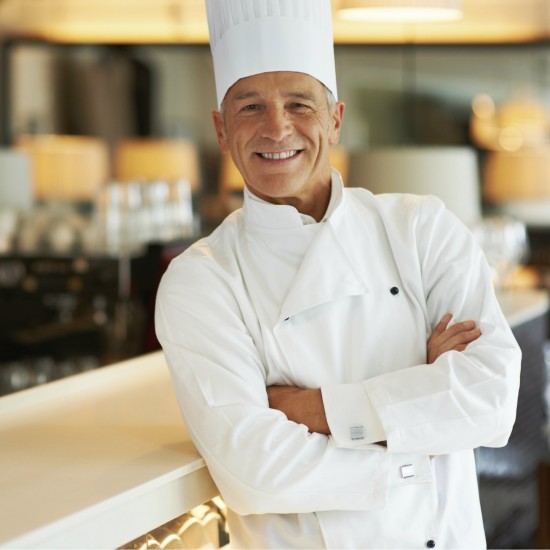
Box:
[288,102,313,113]
[241,104,260,112]
[289,102,308,109]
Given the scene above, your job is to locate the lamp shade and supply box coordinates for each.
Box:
[482,148,550,226]
[114,138,201,194]
[348,146,481,226]
[484,148,550,203]
[16,135,109,201]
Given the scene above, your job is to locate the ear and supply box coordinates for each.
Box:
[212,110,230,154]
[328,102,345,146]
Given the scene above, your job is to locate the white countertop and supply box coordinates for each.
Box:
[497,288,549,329]
[0,352,218,549]
[0,288,547,549]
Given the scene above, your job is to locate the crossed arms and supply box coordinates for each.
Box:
[156,196,521,514]
[267,313,482,436]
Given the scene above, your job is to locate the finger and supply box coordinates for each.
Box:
[433,320,477,347]
[428,324,481,363]
[428,314,453,348]
[431,313,453,338]
[442,328,482,351]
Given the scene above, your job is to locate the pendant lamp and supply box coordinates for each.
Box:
[337,0,463,22]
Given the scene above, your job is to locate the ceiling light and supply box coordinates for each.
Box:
[337,0,463,23]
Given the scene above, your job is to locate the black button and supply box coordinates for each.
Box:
[390,286,399,295]
[426,540,436,549]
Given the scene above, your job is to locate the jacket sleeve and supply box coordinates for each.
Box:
[155,249,390,516]
[323,195,521,456]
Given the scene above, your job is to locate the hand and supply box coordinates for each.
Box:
[267,386,330,435]
[268,314,481,436]
[427,313,481,364]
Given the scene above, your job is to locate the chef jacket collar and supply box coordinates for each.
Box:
[243,169,344,230]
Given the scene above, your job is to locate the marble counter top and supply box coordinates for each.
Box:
[0,288,547,549]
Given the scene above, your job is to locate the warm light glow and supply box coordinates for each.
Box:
[0,0,545,45]
[472,94,495,120]
[4,0,209,44]
[498,127,524,152]
[470,94,550,151]
[36,22,209,44]
[337,0,462,23]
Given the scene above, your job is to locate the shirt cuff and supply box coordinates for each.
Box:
[321,382,386,448]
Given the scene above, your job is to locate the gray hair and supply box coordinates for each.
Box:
[325,86,336,111]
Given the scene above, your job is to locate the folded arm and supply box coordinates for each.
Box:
[267,314,482,435]
[318,197,520,455]
[271,198,520,457]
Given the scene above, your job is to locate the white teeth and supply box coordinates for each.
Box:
[260,150,298,160]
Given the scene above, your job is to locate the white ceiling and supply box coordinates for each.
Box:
[0,0,549,44]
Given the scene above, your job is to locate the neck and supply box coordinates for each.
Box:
[248,177,332,223]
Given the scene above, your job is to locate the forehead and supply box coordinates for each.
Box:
[224,71,325,103]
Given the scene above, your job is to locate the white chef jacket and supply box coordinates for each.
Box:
[155,170,521,549]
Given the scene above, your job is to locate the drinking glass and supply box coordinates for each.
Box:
[472,216,529,290]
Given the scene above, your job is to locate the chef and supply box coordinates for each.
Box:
[155,0,521,548]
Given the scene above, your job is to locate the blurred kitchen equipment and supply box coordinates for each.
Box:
[113,138,200,242]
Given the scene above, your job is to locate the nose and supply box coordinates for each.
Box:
[259,106,293,142]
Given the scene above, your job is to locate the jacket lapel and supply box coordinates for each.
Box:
[278,209,368,324]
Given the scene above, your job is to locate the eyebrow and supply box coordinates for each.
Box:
[284,91,316,102]
[234,91,260,101]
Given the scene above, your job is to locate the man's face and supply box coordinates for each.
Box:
[213,71,344,211]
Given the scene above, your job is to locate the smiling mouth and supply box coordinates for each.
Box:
[258,150,301,160]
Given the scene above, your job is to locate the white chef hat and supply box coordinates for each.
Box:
[205,0,338,108]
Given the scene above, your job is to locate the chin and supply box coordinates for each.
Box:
[249,176,300,198]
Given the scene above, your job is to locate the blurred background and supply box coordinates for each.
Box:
[1,1,550,547]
